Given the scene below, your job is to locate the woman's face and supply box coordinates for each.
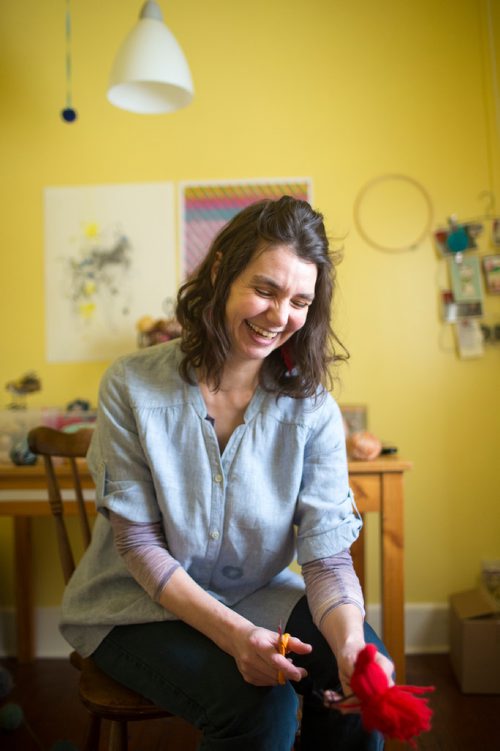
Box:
[223,244,317,366]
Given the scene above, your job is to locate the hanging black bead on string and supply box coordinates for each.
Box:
[61,0,77,122]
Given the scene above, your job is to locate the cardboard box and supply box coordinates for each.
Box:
[449,587,500,694]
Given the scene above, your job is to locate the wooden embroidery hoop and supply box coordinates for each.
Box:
[353,173,434,253]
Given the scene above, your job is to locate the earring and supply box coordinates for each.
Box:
[280,343,295,374]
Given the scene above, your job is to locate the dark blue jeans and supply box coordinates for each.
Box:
[92,596,388,750]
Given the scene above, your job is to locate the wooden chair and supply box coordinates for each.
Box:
[27,425,175,751]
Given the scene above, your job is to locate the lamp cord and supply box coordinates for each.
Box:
[65,0,72,108]
[61,0,77,122]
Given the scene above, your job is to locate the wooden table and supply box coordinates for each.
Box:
[0,457,411,681]
[348,457,412,683]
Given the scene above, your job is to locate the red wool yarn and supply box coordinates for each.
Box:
[350,644,435,746]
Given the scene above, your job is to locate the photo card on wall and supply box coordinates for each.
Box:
[482,254,500,295]
[448,255,484,303]
[455,319,484,359]
[440,290,483,322]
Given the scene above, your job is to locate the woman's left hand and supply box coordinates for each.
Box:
[323,646,394,714]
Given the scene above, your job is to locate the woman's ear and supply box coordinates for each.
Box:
[211,252,222,285]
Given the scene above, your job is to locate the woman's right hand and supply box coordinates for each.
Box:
[156,568,312,686]
[230,626,312,686]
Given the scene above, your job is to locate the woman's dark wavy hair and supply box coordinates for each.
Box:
[176,195,348,398]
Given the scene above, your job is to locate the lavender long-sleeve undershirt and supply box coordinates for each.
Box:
[109,512,364,626]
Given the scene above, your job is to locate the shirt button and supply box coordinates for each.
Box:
[209,529,220,540]
[214,473,223,484]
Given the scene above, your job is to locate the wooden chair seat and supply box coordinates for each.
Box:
[70,651,169,718]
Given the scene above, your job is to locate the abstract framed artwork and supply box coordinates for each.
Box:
[44,182,176,362]
[179,178,312,278]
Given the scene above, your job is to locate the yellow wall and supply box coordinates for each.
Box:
[1,0,499,610]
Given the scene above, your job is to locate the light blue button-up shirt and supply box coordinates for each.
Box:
[60,340,362,657]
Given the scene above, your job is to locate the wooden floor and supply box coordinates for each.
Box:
[0,653,499,750]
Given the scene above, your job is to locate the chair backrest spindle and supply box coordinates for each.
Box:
[70,455,92,547]
[27,426,94,585]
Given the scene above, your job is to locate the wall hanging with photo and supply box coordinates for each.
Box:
[433,197,500,359]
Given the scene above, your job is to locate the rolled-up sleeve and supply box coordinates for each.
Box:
[294,395,362,565]
[87,359,161,523]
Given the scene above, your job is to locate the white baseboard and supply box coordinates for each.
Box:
[366,602,449,654]
[0,607,71,658]
[0,603,450,659]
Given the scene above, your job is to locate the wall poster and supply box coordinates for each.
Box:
[179,178,312,278]
[44,182,176,363]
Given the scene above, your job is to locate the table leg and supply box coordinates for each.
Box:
[381,472,405,683]
[350,513,366,593]
[13,516,34,663]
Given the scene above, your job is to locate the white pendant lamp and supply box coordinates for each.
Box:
[107,1,194,114]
